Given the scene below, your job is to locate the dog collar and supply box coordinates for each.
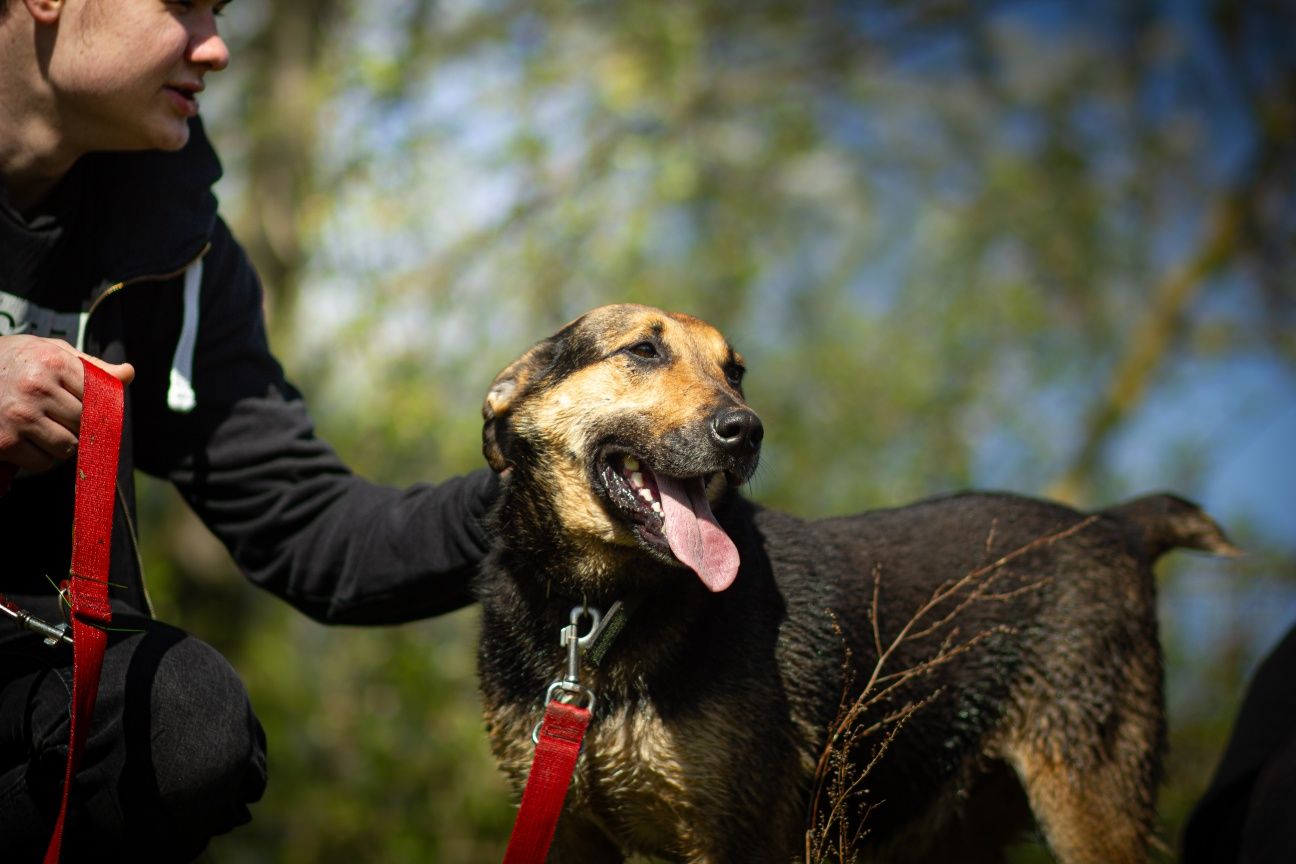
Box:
[583,596,641,667]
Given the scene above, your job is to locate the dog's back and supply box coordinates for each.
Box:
[754,490,1236,862]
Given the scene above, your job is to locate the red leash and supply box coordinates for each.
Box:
[43,360,124,864]
[501,606,606,864]
[501,699,592,864]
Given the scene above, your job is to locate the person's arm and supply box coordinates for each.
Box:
[129,218,497,624]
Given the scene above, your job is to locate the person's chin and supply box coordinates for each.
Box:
[148,117,193,152]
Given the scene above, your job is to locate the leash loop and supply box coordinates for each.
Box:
[541,681,595,715]
[531,606,601,744]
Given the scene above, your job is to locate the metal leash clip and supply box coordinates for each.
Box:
[0,594,73,647]
[532,605,601,744]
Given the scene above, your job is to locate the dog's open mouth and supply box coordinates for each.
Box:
[598,454,740,592]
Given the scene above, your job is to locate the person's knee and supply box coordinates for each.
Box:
[47,622,269,860]
[142,633,267,814]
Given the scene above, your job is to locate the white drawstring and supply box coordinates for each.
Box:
[166,260,201,413]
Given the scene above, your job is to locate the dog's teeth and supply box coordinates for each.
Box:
[651,501,662,515]
[639,488,655,503]
[625,456,640,471]
[630,471,644,488]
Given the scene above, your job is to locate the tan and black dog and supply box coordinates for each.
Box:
[475,303,1236,863]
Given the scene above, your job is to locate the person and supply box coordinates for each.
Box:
[0,0,498,858]
[1182,622,1296,864]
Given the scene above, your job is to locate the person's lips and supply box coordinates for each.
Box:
[164,82,203,116]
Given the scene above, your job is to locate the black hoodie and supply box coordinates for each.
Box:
[0,119,498,629]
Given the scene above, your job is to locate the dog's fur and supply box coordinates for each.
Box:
[476,304,1236,863]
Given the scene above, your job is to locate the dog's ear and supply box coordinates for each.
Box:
[482,340,555,473]
[483,311,602,472]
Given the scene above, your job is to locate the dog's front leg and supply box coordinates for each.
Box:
[548,813,625,863]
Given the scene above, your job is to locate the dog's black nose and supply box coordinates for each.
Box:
[711,407,764,454]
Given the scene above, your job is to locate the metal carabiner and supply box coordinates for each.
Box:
[531,605,603,745]
[560,605,602,682]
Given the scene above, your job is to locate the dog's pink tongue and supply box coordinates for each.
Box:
[656,473,740,592]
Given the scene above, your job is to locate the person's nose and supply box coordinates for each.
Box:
[190,18,230,72]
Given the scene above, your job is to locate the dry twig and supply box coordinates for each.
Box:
[804,517,1097,862]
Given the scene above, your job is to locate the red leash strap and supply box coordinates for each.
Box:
[501,700,592,864]
[43,360,124,864]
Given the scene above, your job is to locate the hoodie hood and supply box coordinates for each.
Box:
[0,117,222,311]
[77,117,223,286]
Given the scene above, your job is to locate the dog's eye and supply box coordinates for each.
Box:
[626,341,660,360]
[725,363,745,388]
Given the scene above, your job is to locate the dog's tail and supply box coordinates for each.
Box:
[1102,493,1242,562]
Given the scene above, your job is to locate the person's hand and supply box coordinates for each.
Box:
[0,335,134,475]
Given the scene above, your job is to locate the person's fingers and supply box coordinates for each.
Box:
[31,412,80,460]
[80,353,135,385]
[1,435,61,474]
[9,344,84,430]
[18,337,88,398]
[61,349,134,399]
[0,338,128,473]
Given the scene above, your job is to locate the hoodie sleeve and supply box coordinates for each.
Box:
[128,218,499,624]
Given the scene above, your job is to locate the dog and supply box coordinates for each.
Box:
[475,303,1236,863]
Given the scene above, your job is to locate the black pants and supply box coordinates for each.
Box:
[0,610,267,862]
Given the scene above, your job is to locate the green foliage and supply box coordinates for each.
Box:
[215,612,510,863]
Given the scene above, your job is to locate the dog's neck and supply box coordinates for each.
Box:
[479,487,766,705]
[479,545,724,699]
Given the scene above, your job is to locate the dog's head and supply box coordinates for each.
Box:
[482,304,762,592]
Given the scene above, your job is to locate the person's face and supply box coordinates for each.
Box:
[49,0,230,154]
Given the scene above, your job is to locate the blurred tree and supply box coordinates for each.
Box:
[126,0,1295,861]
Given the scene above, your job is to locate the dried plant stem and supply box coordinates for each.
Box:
[805,517,1097,863]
